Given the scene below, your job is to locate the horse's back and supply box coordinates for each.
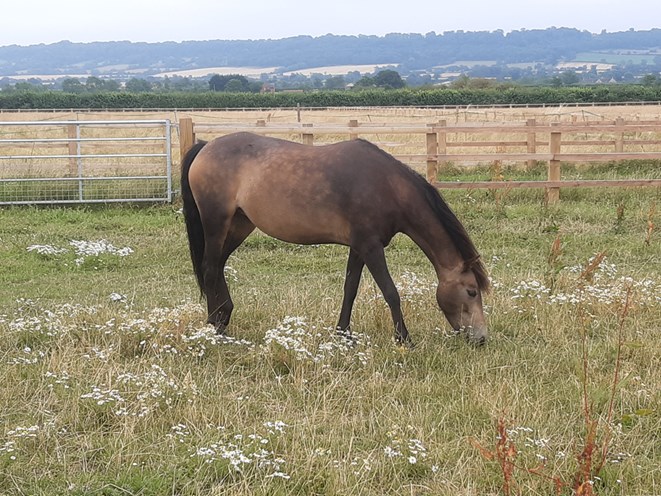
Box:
[188,133,415,245]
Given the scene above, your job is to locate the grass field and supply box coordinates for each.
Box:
[0,178,659,494]
[573,52,659,66]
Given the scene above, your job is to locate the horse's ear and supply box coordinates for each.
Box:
[464,255,490,292]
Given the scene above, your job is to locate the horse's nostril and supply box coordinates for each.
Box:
[466,331,487,346]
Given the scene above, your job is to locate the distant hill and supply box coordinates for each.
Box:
[1,28,660,79]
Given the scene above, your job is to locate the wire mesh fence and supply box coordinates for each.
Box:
[0,120,172,205]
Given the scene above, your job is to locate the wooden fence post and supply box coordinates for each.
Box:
[546,125,562,204]
[615,116,624,153]
[349,119,359,140]
[426,123,439,183]
[179,117,195,164]
[438,120,447,177]
[526,118,536,171]
[301,123,314,145]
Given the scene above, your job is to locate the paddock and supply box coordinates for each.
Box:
[0,106,659,494]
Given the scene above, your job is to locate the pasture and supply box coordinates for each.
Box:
[0,181,659,494]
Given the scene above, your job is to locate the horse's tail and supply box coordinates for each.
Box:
[180,140,209,296]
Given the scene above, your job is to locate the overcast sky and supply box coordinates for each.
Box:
[1,0,658,47]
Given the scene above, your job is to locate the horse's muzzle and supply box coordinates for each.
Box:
[462,326,488,346]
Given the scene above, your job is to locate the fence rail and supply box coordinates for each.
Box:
[1,116,659,206]
[0,120,172,205]
[179,117,661,203]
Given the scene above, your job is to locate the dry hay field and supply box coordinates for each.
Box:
[0,105,659,495]
[3,102,661,160]
[2,103,660,203]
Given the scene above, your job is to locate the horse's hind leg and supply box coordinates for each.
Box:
[204,212,255,334]
[337,248,364,339]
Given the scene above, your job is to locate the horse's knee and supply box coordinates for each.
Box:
[381,286,401,310]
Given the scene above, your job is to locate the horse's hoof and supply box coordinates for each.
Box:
[336,327,357,347]
[211,323,227,336]
[395,337,415,350]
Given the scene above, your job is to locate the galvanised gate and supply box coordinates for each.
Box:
[0,120,172,205]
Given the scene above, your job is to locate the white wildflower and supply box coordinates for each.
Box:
[27,244,68,255]
[384,446,401,458]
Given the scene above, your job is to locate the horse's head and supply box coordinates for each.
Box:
[436,265,488,345]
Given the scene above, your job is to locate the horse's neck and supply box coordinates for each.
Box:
[405,214,464,278]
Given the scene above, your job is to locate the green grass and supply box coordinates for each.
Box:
[0,183,659,495]
[440,160,661,183]
[574,52,658,65]
[0,177,170,204]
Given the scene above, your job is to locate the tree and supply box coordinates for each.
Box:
[85,76,120,92]
[324,75,346,90]
[61,78,85,93]
[85,76,106,92]
[209,74,255,92]
[450,74,471,89]
[374,70,406,89]
[224,78,245,92]
[125,78,152,92]
[172,77,195,91]
[354,75,375,88]
[104,79,121,92]
[209,74,226,91]
[559,70,580,86]
[10,81,46,92]
[641,74,658,86]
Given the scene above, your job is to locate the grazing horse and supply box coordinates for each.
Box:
[181,132,489,345]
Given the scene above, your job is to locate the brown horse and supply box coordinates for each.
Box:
[181,132,489,345]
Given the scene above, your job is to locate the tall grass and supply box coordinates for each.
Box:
[0,184,659,495]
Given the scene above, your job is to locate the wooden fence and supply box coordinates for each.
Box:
[178,117,661,204]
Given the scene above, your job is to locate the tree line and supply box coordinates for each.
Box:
[1,70,409,94]
[2,85,661,110]
[2,29,661,76]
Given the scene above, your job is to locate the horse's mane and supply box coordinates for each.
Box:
[359,140,490,292]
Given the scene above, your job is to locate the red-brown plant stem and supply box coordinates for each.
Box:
[596,287,632,475]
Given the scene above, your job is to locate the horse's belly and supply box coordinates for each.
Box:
[243,205,350,246]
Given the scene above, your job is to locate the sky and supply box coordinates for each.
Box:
[1,0,658,47]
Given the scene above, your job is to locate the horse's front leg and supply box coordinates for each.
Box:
[359,242,411,346]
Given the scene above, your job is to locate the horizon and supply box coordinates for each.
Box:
[2,0,658,47]
[1,26,659,50]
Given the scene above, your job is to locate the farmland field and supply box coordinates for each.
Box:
[0,179,659,494]
[573,52,659,66]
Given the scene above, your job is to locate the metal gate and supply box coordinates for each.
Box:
[0,120,172,205]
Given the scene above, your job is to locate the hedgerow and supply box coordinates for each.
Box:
[1,85,660,109]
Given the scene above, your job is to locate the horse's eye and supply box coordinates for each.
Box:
[467,289,478,298]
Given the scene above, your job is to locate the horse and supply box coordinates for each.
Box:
[180,132,490,345]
